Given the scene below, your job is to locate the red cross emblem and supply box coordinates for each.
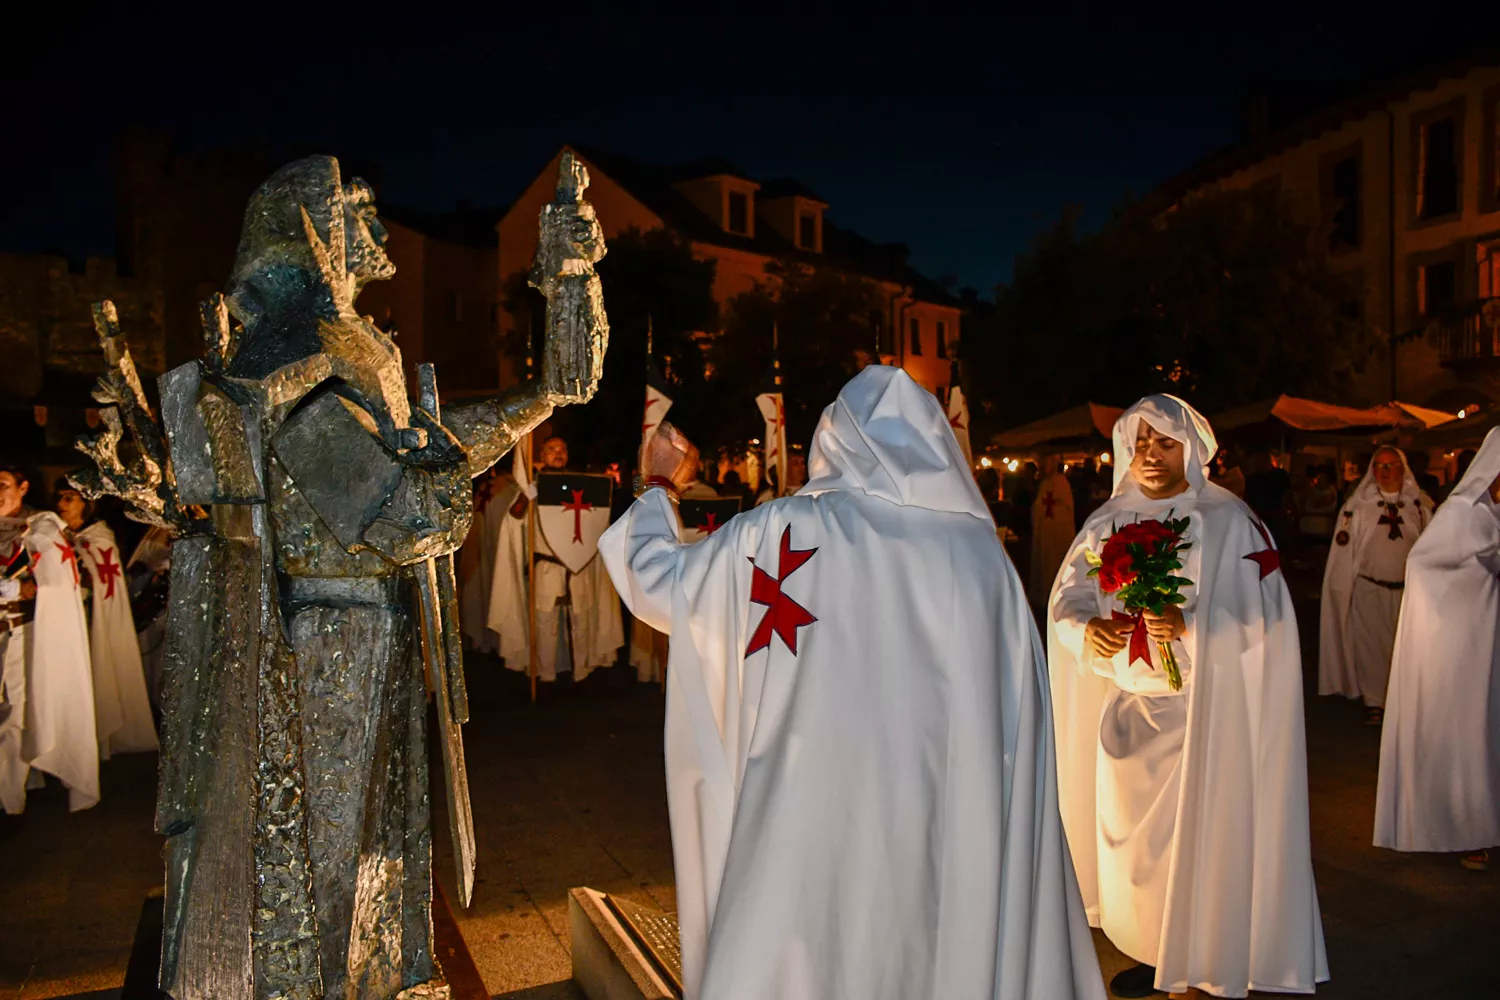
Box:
[94,545,122,599]
[561,490,593,543]
[1041,490,1057,519]
[56,541,79,588]
[1377,501,1404,541]
[703,512,722,535]
[745,526,818,657]
[642,396,660,434]
[1244,517,1281,580]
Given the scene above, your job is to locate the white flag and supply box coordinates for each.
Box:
[946,383,972,466]
[756,392,788,497]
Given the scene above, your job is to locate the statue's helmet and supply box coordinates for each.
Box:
[225,155,394,330]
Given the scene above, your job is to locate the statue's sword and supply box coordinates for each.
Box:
[413,362,476,908]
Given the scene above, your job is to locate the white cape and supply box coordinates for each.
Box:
[1048,395,1327,998]
[1375,426,1500,852]
[487,487,624,682]
[0,512,100,813]
[76,521,158,757]
[1318,450,1432,699]
[1029,471,1075,603]
[459,479,513,655]
[602,366,1105,1000]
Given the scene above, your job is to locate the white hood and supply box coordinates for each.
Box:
[1110,394,1218,497]
[1347,446,1422,505]
[800,365,988,520]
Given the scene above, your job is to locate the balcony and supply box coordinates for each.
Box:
[1432,298,1500,371]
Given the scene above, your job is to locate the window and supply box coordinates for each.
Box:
[908,317,922,355]
[798,213,817,250]
[935,320,948,359]
[1329,154,1361,250]
[727,191,749,234]
[1420,260,1458,317]
[1418,115,1460,220]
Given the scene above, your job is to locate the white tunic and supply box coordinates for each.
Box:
[602,366,1105,1000]
[1375,426,1500,852]
[459,478,513,655]
[75,521,158,758]
[1048,395,1327,999]
[487,486,624,682]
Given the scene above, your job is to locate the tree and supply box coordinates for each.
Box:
[714,260,886,450]
[975,187,1375,428]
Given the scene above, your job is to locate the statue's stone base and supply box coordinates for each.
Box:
[568,888,679,1000]
[119,884,485,1000]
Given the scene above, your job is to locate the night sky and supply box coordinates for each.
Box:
[2,7,1490,293]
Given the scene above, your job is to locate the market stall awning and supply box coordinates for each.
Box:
[992,402,1125,449]
[1213,394,1456,434]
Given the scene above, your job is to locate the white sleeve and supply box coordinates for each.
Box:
[1050,538,1099,667]
[599,489,684,634]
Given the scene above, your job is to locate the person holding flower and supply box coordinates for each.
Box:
[1047,396,1327,999]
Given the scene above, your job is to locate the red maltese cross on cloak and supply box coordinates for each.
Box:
[1244,517,1281,580]
[745,526,818,657]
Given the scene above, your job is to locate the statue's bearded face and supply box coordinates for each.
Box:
[344,179,395,292]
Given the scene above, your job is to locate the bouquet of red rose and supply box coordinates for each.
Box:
[1084,515,1193,691]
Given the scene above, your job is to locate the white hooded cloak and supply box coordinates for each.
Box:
[1048,395,1327,998]
[1374,426,1500,852]
[459,474,514,655]
[1318,449,1432,706]
[0,511,99,814]
[601,366,1105,1000]
[75,520,158,757]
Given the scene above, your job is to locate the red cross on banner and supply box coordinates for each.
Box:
[562,490,593,543]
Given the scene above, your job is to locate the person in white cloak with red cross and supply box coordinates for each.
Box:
[54,480,159,759]
[1375,425,1500,872]
[0,465,99,815]
[601,365,1106,1000]
[1047,396,1327,999]
[1317,447,1432,725]
[1030,453,1075,605]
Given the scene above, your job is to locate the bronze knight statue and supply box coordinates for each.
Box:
[71,153,609,1000]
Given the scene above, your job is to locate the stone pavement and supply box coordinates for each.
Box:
[3,600,1499,999]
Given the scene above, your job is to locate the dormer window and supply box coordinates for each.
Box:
[798,213,817,250]
[728,191,750,235]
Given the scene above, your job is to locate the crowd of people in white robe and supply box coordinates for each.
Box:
[5,364,1496,998]
[0,465,161,818]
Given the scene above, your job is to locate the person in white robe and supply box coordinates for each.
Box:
[1375,425,1500,872]
[1318,447,1433,724]
[459,466,514,655]
[1029,454,1075,605]
[55,483,158,759]
[488,437,624,682]
[602,365,1106,1000]
[1048,396,1327,999]
[0,466,99,814]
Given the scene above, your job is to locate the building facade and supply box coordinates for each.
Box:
[495,146,962,397]
[1164,54,1500,411]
